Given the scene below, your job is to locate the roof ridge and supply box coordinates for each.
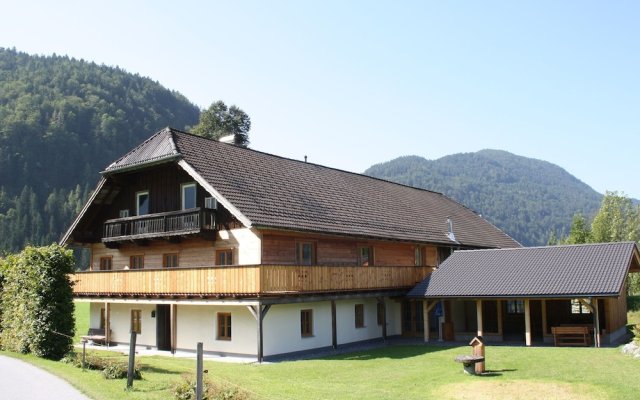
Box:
[455,241,636,253]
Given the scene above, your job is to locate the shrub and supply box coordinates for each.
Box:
[63,351,142,379]
[172,374,251,400]
[0,244,75,359]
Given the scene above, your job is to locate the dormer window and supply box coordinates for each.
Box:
[181,183,196,210]
[136,191,149,216]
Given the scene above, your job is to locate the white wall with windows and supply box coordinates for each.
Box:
[175,304,256,356]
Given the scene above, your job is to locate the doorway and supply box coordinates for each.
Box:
[156,304,171,351]
[402,300,424,337]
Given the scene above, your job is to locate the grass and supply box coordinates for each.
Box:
[2,300,640,399]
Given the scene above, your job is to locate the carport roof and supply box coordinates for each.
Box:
[408,242,640,299]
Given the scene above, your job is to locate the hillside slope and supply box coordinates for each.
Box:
[0,48,200,251]
[364,150,603,246]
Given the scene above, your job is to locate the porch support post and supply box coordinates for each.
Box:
[541,300,547,340]
[496,300,503,337]
[423,301,437,342]
[248,304,271,363]
[592,297,601,348]
[105,302,110,348]
[476,299,483,337]
[170,303,177,353]
[331,300,338,349]
[524,299,532,346]
[377,298,387,343]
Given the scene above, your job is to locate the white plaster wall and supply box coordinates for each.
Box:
[216,227,261,265]
[263,302,333,356]
[107,303,157,347]
[175,304,257,356]
[336,298,384,345]
[386,299,402,336]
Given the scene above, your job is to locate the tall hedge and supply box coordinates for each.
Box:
[0,244,75,359]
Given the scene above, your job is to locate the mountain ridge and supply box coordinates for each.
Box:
[364,150,604,246]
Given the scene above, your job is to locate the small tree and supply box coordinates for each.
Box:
[0,244,75,359]
[191,100,251,147]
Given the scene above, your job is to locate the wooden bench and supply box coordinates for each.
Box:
[454,355,485,375]
[81,328,110,345]
[551,326,590,346]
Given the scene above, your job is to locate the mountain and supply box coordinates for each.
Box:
[364,150,603,246]
[0,48,200,252]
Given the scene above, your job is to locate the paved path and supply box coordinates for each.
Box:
[0,355,89,400]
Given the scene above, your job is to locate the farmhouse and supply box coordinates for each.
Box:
[62,127,638,358]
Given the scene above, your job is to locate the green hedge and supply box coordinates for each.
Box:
[0,244,75,359]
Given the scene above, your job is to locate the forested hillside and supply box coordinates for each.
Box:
[0,48,200,252]
[365,150,603,246]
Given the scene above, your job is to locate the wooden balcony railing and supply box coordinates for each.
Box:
[103,208,216,242]
[71,265,433,297]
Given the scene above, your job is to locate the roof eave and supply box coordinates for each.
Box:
[101,154,182,175]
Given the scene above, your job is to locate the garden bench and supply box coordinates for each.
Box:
[81,328,110,345]
[454,355,485,375]
[551,326,590,346]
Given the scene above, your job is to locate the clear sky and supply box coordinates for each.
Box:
[2,1,639,197]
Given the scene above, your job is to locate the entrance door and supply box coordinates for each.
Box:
[156,305,171,351]
[402,300,424,337]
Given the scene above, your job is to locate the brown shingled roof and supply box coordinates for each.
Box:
[98,127,520,249]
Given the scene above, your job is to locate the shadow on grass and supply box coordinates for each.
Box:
[479,368,517,377]
[323,344,455,361]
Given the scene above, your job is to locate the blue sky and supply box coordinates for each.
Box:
[3,1,639,198]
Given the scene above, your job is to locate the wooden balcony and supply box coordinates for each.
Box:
[102,208,216,244]
[71,265,434,298]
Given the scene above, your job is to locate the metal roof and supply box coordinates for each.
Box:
[104,128,180,173]
[408,242,640,299]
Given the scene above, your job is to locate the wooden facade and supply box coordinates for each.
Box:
[72,265,434,297]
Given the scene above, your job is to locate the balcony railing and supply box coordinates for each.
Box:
[103,208,216,242]
[71,265,434,297]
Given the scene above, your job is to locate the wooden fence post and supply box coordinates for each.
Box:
[126,331,137,389]
[196,342,204,400]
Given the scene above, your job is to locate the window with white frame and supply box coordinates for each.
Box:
[181,183,196,210]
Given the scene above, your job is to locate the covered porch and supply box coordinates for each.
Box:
[408,242,640,347]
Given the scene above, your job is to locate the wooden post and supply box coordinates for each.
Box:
[126,331,137,389]
[423,301,437,342]
[82,339,87,371]
[105,302,110,348]
[423,301,430,342]
[256,304,264,363]
[196,342,203,400]
[331,300,337,349]
[378,298,387,343]
[524,299,531,346]
[541,300,548,340]
[593,297,601,348]
[496,300,503,337]
[476,300,483,337]
[170,303,177,353]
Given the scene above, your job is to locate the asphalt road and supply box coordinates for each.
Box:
[0,355,89,400]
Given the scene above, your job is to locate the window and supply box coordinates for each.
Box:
[119,209,130,218]
[204,197,217,210]
[217,313,232,340]
[100,308,106,330]
[163,253,179,268]
[377,303,385,326]
[414,247,423,266]
[99,256,112,271]
[301,309,313,337]
[358,246,373,266]
[355,304,365,328]
[506,300,524,314]
[571,299,592,314]
[130,255,144,270]
[130,309,142,334]
[216,249,233,266]
[181,183,197,210]
[296,241,316,265]
[136,191,149,216]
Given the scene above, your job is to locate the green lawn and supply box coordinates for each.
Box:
[2,301,640,399]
